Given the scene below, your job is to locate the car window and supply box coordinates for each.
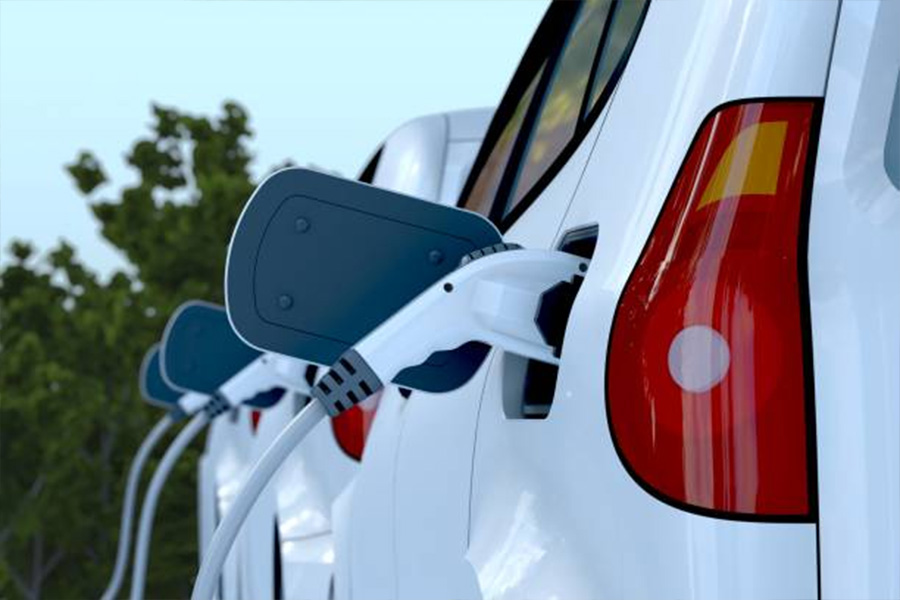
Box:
[509,0,615,211]
[587,0,648,113]
[358,146,383,184]
[462,63,546,219]
[459,0,649,230]
[886,70,900,191]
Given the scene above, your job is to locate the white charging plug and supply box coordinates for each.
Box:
[214,353,312,411]
[312,248,586,415]
[176,391,210,415]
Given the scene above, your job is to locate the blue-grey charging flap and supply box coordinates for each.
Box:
[160,301,260,394]
[139,344,183,411]
[226,168,501,393]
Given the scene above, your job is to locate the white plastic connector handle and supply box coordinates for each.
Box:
[130,412,210,600]
[178,391,210,416]
[217,354,311,408]
[100,415,174,600]
[361,248,584,387]
[311,248,585,416]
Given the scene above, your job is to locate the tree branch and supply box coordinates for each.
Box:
[41,547,65,579]
[0,553,32,599]
[30,534,42,600]
[0,475,45,547]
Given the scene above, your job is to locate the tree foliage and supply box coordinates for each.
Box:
[0,101,268,599]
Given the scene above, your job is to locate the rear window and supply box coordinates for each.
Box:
[464,63,546,218]
[886,71,900,190]
[357,146,383,184]
[510,0,616,210]
[460,0,649,230]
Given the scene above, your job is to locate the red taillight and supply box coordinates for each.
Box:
[607,100,820,518]
[331,390,382,461]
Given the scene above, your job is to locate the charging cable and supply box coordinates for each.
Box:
[129,411,210,600]
[190,400,327,600]
[190,247,585,600]
[130,357,309,599]
[100,414,175,600]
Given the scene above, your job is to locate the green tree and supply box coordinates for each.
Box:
[0,101,274,599]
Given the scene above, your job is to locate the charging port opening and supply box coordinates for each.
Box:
[503,224,598,419]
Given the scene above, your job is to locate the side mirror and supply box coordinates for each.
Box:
[226,168,502,392]
[139,344,183,411]
[160,301,260,395]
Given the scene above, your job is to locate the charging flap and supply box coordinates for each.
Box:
[139,344,182,410]
[161,301,260,394]
[226,168,500,392]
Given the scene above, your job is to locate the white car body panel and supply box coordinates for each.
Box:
[392,370,491,600]
[203,408,256,600]
[471,2,837,597]
[809,2,900,598]
[273,394,356,600]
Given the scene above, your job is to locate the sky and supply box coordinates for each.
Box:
[0,1,547,277]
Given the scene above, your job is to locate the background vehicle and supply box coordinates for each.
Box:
[198,107,493,600]
[340,1,900,599]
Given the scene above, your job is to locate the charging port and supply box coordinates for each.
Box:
[505,225,598,420]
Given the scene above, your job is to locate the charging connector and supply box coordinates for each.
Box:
[312,248,586,415]
[191,246,587,600]
[214,354,312,411]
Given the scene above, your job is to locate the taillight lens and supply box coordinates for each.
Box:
[607,100,820,518]
[331,390,382,461]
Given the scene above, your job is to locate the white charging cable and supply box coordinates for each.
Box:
[130,412,210,600]
[100,414,175,600]
[130,356,310,599]
[190,247,585,600]
[190,400,327,600]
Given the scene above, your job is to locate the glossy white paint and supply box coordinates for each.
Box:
[268,394,356,600]
[470,1,836,597]
[197,452,216,561]
[372,114,448,202]
[809,2,900,598]
[447,108,493,142]
[374,109,494,208]
[239,410,278,600]
[202,408,255,600]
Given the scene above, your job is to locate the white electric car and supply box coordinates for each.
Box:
[197,107,493,600]
[338,1,899,599]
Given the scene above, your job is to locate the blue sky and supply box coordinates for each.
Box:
[0,1,547,277]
